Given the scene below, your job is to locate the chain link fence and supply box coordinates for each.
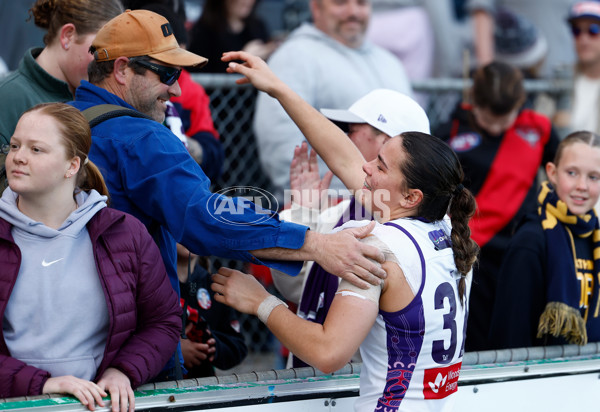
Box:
[200,73,573,194]
[194,73,572,370]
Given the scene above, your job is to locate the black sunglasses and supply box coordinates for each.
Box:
[571,22,600,37]
[132,59,182,86]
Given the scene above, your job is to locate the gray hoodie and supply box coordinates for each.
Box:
[0,188,109,380]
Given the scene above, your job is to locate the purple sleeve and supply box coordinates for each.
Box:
[105,216,182,388]
[0,354,50,397]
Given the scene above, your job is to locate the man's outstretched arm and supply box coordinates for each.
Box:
[252,221,386,289]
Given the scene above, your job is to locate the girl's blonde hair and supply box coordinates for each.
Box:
[554,131,600,166]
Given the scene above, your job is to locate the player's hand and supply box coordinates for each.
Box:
[211,267,271,314]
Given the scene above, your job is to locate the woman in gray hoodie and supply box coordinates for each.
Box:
[0,103,181,411]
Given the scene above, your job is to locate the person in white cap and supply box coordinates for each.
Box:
[69,9,387,381]
[271,89,430,368]
[321,89,430,162]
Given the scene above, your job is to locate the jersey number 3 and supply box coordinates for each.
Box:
[432,281,467,364]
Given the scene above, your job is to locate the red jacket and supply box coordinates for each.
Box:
[0,207,181,397]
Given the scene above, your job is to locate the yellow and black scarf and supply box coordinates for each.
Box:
[537,181,600,345]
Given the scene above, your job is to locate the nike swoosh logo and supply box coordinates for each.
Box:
[42,258,64,267]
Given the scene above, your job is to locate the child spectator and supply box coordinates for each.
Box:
[489,131,600,348]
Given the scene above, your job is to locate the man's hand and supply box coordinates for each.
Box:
[310,221,386,289]
[251,222,386,287]
[97,368,134,412]
[43,376,106,411]
[290,142,334,210]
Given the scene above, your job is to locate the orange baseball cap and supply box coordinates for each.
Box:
[92,9,207,68]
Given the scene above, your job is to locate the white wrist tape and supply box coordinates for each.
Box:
[257,295,288,324]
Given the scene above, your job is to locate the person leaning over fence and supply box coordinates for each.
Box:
[270,89,430,368]
[213,51,478,412]
[69,10,387,379]
[0,103,181,411]
[434,61,560,352]
[133,1,225,182]
[0,0,123,151]
[489,131,600,349]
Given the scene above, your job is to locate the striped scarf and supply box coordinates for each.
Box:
[537,181,600,345]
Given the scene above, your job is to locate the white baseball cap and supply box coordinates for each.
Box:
[320,89,430,136]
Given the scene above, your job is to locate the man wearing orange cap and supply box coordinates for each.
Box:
[70,9,386,382]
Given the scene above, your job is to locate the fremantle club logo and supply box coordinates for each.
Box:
[207,186,279,226]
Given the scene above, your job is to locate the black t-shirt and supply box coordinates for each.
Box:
[188,18,270,73]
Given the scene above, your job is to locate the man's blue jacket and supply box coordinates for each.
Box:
[71,81,306,295]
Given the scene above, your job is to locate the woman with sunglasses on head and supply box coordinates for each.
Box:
[0,0,123,150]
[211,51,479,412]
[0,103,181,412]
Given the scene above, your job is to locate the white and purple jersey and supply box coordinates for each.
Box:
[342,218,470,412]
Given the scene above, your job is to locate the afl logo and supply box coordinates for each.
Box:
[448,133,481,152]
[207,186,279,226]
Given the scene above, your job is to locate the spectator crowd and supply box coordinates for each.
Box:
[2,1,600,411]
